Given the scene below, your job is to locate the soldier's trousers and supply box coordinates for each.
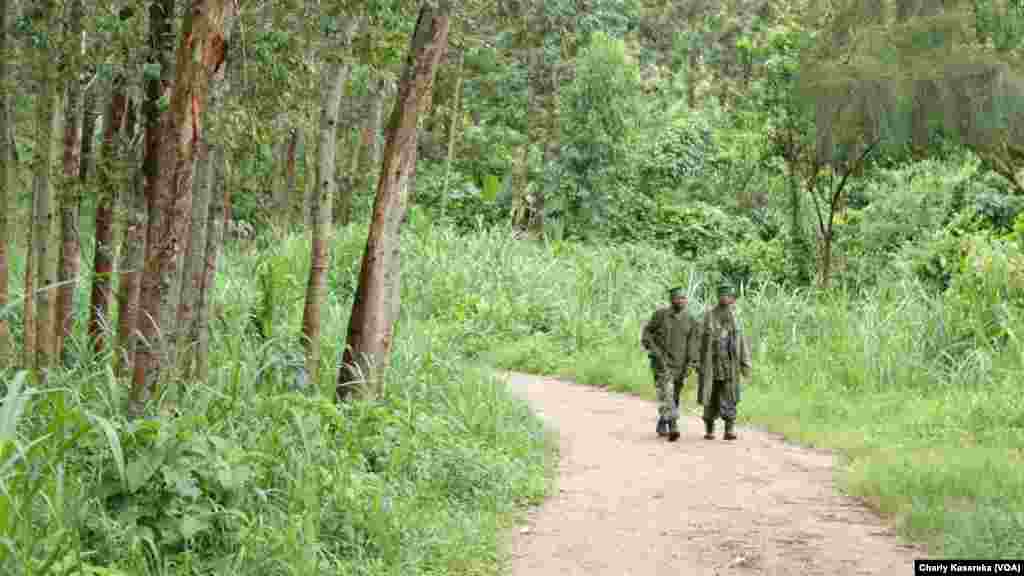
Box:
[702,379,737,422]
[655,367,687,421]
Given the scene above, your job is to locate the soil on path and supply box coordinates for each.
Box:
[503,372,924,576]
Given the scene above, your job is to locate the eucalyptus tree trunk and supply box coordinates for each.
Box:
[272,135,289,225]
[174,141,212,377]
[33,0,60,376]
[194,143,226,382]
[56,0,84,362]
[80,82,99,182]
[302,49,350,385]
[126,0,173,381]
[90,77,127,355]
[286,128,301,223]
[115,99,145,376]
[132,0,229,412]
[176,4,234,379]
[0,0,10,366]
[338,2,450,400]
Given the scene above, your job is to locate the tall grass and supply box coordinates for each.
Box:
[1,217,553,575]
[462,220,1024,558]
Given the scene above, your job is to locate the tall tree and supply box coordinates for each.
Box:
[90,76,128,355]
[302,17,356,385]
[114,97,145,375]
[32,0,61,376]
[131,0,228,412]
[338,1,451,400]
[119,0,175,379]
[193,139,226,382]
[0,0,10,366]
[175,3,235,379]
[55,0,84,362]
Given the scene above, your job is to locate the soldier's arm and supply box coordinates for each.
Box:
[687,317,702,368]
[641,311,666,359]
[739,332,752,378]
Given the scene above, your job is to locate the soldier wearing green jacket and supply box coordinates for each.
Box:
[697,282,752,441]
[642,287,701,442]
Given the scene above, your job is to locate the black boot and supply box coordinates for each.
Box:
[724,420,737,441]
[667,419,680,442]
[703,419,714,440]
[656,418,668,437]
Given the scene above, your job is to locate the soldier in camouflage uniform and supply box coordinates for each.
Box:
[697,282,752,440]
[642,287,700,442]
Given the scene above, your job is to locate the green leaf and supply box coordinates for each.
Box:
[142,62,161,81]
[217,464,253,490]
[163,467,200,500]
[90,413,127,492]
[126,449,166,492]
[180,515,209,540]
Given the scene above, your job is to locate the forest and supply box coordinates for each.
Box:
[1,0,1024,573]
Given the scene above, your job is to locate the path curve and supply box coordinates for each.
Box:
[504,372,923,575]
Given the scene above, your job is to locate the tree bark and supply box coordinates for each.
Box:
[337,2,450,400]
[303,54,350,385]
[132,0,228,412]
[80,82,99,182]
[56,0,84,362]
[0,0,10,366]
[90,77,127,355]
[286,128,301,224]
[176,139,212,377]
[115,100,146,377]
[273,134,289,226]
[194,143,227,382]
[23,197,36,370]
[33,0,60,376]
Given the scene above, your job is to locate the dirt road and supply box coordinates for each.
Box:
[503,372,923,575]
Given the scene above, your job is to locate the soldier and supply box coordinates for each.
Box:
[697,282,752,441]
[642,286,700,442]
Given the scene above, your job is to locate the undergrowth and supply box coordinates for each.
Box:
[3,211,1023,570]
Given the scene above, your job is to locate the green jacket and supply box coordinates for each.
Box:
[641,307,700,370]
[697,305,752,405]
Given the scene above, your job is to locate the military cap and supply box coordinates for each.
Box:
[668,286,685,298]
[717,281,735,296]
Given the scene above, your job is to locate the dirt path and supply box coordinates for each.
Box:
[503,372,923,575]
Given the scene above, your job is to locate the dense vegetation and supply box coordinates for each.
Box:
[3,0,1024,573]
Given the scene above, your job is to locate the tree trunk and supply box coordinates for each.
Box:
[821,229,833,289]
[131,0,228,412]
[80,83,99,182]
[176,139,212,377]
[115,103,146,377]
[56,0,84,363]
[337,2,450,400]
[90,77,127,355]
[23,198,35,370]
[286,128,301,224]
[0,0,10,366]
[273,135,289,226]
[303,56,349,385]
[33,0,60,376]
[194,142,227,382]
